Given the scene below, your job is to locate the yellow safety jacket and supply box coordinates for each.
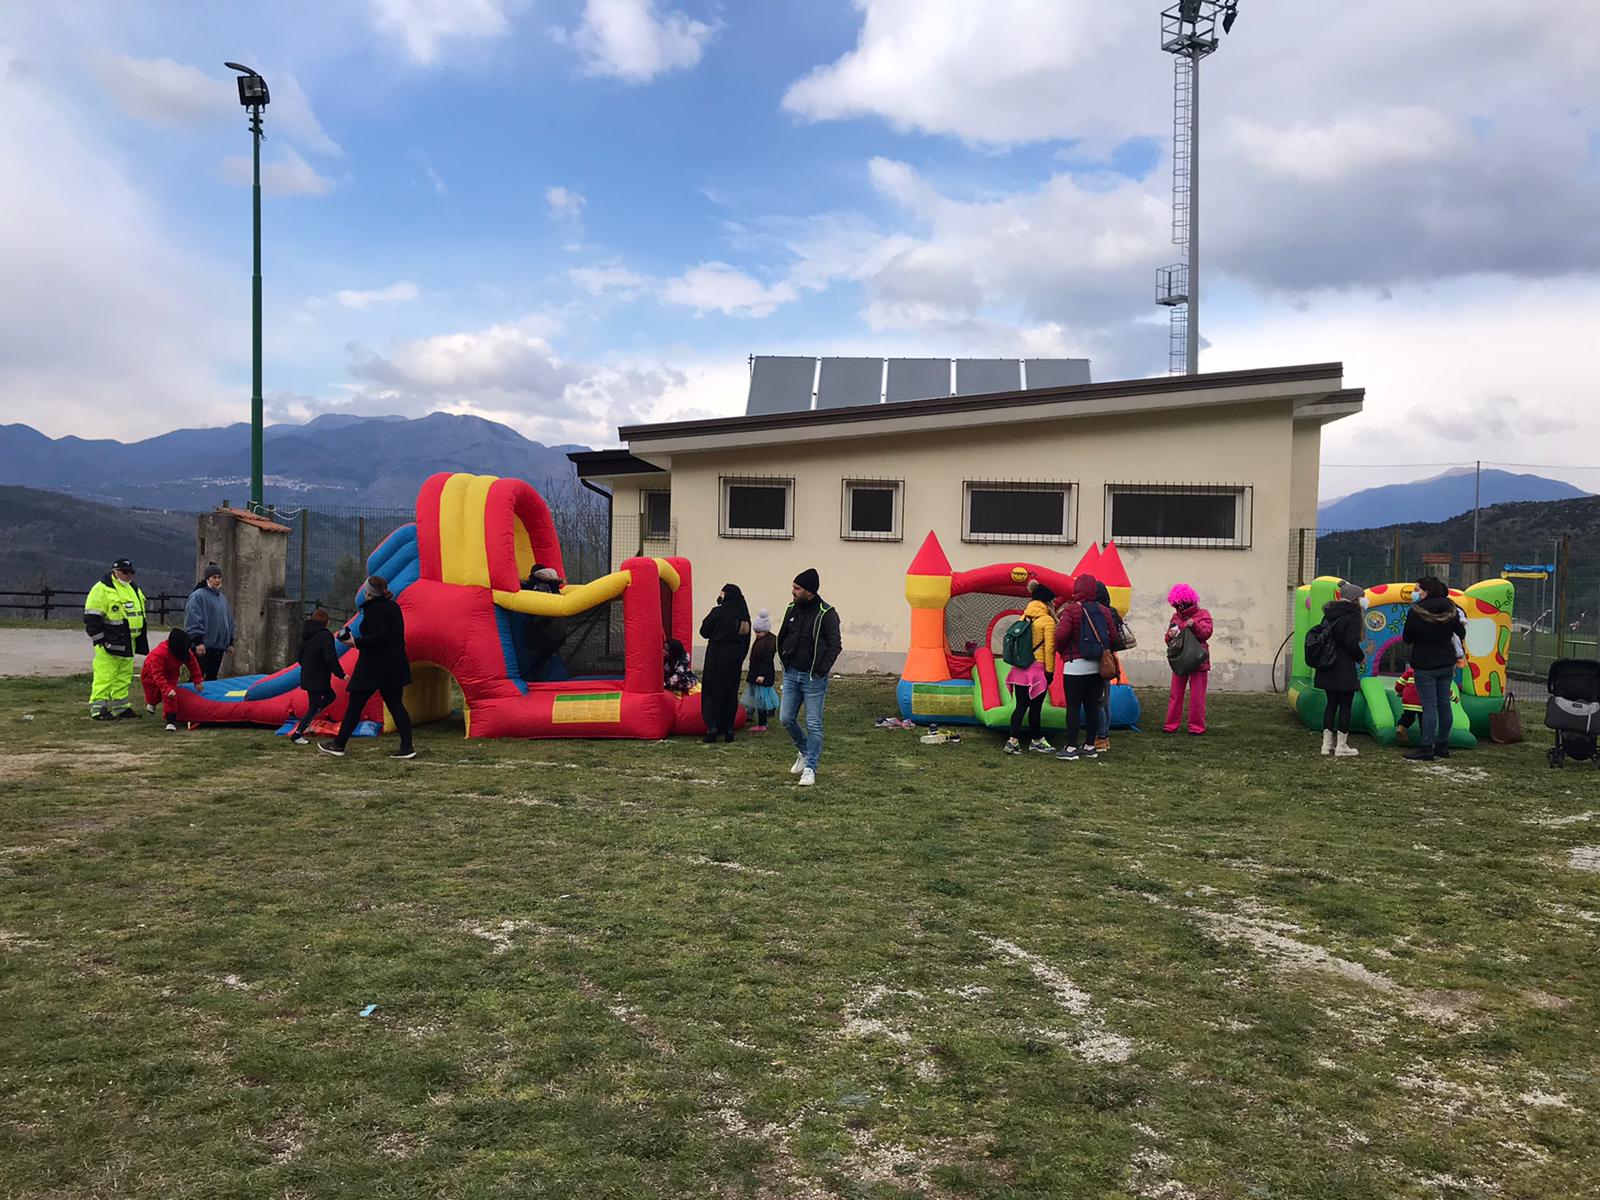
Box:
[84,574,149,658]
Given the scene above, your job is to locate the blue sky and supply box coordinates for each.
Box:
[3,1,1599,500]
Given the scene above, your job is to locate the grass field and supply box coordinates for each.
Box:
[1,673,1596,1199]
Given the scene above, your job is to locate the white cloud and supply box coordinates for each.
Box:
[574,0,715,83]
[92,54,231,125]
[661,262,798,318]
[368,0,514,65]
[546,185,587,222]
[1227,108,1462,184]
[334,281,421,309]
[340,312,686,445]
[221,145,337,196]
[566,263,649,298]
[268,73,343,158]
[0,62,234,439]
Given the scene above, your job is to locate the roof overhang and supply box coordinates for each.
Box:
[568,449,668,481]
[618,363,1360,457]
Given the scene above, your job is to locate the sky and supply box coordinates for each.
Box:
[2,0,1598,501]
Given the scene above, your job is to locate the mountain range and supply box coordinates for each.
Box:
[0,412,590,509]
[1317,468,1589,532]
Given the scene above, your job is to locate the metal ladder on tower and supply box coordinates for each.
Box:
[1162,55,1195,375]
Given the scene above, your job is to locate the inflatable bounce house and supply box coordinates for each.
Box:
[1287,576,1515,747]
[171,472,720,740]
[897,532,1140,731]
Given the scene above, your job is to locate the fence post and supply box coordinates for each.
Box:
[358,516,367,569]
[1391,529,1402,582]
[41,587,51,622]
[299,510,309,608]
[1556,532,1571,662]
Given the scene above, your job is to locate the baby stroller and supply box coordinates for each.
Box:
[1545,658,1600,769]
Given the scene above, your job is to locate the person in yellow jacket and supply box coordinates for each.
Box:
[1003,579,1057,755]
[83,558,149,719]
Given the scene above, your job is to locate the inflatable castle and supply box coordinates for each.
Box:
[897,532,1140,731]
[170,472,722,740]
[1286,575,1515,747]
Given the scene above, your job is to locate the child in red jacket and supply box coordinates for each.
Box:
[141,628,205,731]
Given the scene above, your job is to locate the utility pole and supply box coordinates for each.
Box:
[1156,1,1239,375]
[1472,460,1481,556]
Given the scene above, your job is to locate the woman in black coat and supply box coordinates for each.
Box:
[320,575,415,759]
[1401,575,1467,761]
[699,582,751,743]
[1313,589,1366,758]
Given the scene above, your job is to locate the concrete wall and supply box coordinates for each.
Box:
[195,510,290,675]
[618,400,1318,691]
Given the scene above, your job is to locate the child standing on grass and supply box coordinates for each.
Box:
[743,609,779,732]
[140,628,205,731]
[664,638,697,696]
[290,610,346,745]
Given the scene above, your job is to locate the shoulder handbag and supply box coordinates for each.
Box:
[1113,614,1136,651]
[1489,692,1524,744]
[1082,603,1119,681]
[1167,626,1206,676]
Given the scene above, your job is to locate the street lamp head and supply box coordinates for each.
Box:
[224,62,270,108]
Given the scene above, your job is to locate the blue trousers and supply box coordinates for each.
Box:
[1416,666,1454,748]
[780,670,829,770]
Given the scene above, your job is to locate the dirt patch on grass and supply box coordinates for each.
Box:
[1566,846,1600,873]
[980,935,1134,1064]
[459,918,550,954]
[0,744,156,783]
[687,854,780,877]
[261,1117,306,1164]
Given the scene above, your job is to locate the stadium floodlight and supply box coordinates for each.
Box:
[225,62,269,512]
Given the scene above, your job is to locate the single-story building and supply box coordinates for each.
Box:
[570,362,1362,690]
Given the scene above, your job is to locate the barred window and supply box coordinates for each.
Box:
[841,479,903,541]
[962,481,1076,545]
[642,491,672,542]
[720,476,794,539]
[1105,484,1252,549]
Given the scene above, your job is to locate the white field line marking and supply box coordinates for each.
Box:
[979,936,1133,1064]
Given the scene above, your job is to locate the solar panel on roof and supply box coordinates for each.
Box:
[745,356,817,415]
[1023,358,1092,389]
[884,358,950,403]
[955,358,1022,396]
[816,357,884,409]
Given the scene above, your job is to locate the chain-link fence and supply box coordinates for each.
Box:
[1289,528,1599,682]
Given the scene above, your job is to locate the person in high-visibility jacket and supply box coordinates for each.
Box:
[83,558,149,719]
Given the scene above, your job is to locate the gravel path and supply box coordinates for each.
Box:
[0,630,96,677]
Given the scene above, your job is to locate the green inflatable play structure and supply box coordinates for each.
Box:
[1287,576,1515,748]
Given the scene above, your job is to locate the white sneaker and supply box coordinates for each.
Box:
[790,752,806,775]
[798,767,815,787]
[164,722,178,732]
[146,704,156,715]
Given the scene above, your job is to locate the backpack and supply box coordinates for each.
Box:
[1002,617,1036,669]
[1079,604,1120,681]
[1304,619,1339,671]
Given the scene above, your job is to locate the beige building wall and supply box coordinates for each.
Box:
[621,398,1314,690]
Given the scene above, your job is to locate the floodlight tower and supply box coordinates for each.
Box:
[225,62,270,512]
[1156,1,1238,375]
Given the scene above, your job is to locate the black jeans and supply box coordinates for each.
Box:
[1009,682,1046,741]
[199,647,226,680]
[1063,673,1104,748]
[333,685,413,752]
[1323,689,1355,733]
[291,687,336,737]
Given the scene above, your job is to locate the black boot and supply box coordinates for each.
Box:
[1434,744,1450,759]
[1404,746,1435,762]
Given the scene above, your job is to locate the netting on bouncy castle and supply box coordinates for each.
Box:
[944,592,1027,676]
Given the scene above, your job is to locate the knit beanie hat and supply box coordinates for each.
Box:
[794,567,820,594]
[205,562,223,581]
[753,608,772,633]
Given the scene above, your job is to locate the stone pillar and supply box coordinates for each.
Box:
[1459,552,1492,585]
[1422,552,1451,586]
[195,507,293,675]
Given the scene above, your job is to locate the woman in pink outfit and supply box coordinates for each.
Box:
[1164,583,1213,734]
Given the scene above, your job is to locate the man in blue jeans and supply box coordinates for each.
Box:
[1401,575,1466,762]
[777,568,842,788]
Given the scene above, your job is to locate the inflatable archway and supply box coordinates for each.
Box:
[171,472,718,739]
[1287,575,1515,747]
[896,531,1141,731]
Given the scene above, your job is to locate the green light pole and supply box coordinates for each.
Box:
[225,62,270,513]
